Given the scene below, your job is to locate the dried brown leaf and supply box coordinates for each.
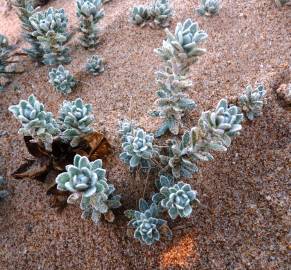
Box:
[12,157,50,180]
[75,132,112,160]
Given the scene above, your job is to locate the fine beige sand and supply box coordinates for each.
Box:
[0,0,290,269]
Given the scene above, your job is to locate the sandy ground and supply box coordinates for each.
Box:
[0,0,290,269]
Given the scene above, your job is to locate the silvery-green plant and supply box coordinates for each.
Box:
[151,19,207,137]
[86,55,104,75]
[58,98,94,147]
[0,34,16,89]
[118,119,136,142]
[155,18,208,69]
[29,7,71,65]
[159,131,199,178]
[198,99,243,148]
[238,85,266,121]
[130,6,150,26]
[49,65,76,94]
[275,0,291,7]
[153,177,198,219]
[80,183,121,224]
[9,95,60,151]
[12,0,43,61]
[119,127,158,169]
[0,176,9,201]
[151,88,196,137]
[76,0,104,48]
[130,0,172,28]
[149,0,172,28]
[125,199,167,245]
[56,154,121,224]
[197,0,220,16]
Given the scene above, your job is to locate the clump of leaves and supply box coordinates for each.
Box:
[9,95,60,151]
[198,99,243,148]
[0,34,19,91]
[151,19,207,137]
[275,0,291,7]
[238,85,266,120]
[125,199,169,245]
[155,18,208,69]
[130,0,172,28]
[49,65,76,95]
[197,0,220,16]
[153,175,198,219]
[12,0,42,61]
[28,7,71,65]
[130,6,150,26]
[86,55,104,75]
[58,98,94,147]
[76,0,104,48]
[9,95,112,212]
[119,120,158,169]
[56,154,121,224]
[0,176,10,200]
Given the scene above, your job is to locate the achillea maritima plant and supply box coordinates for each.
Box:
[152,19,207,137]
[28,7,71,65]
[197,0,220,16]
[49,65,76,95]
[130,0,172,28]
[0,176,10,201]
[58,98,94,147]
[238,85,266,121]
[125,199,167,245]
[76,0,104,48]
[12,0,43,61]
[8,95,60,151]
[56,154,121,224]
[275,0,291,7]
[0,34,17,90]
[153,176,198,219]
[86,55,104,75]
[9,96,96,151]
[119,124,158,169]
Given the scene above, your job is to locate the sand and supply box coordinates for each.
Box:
[0,0,290,269]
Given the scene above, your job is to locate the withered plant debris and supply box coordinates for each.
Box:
[12,132,112,209]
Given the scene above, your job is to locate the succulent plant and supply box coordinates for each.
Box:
[86,55,104,75]
[80,183,121,224]
[12,0,43,61]
[0,34,17,88]
[155,18,207,69]
[0,176,9,201]
[197,0,220,16]
[28,7,71,65]
[118,119,136,142]
[238,85,266,121]
[119,128,158,169]
[130,6,150,26]
[151,89,196,137]
[151,20,207,137]
[0,34,9,49]
[159,132,198,178]
[275,0,291,7]
[9,95,60,151]
[58,98,94,147]
[149,0,172,27]
[77,0,104,48]
[198,99,243,148]
[56,154,121,224]
[126,199,167,245]
[49,65,76,94]
[153,178,198,219]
